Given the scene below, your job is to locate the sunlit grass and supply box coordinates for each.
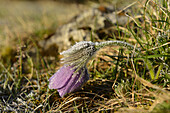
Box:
[0,0,169,112]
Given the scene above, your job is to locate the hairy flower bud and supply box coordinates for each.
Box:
[60,41,97,74]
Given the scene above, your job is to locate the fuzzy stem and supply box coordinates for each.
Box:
[95,41,141,51]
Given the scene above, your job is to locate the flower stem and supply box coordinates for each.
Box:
[95,41,141,51]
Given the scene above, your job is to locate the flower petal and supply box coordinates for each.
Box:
[48,65,74,89]
[57,68,89,97]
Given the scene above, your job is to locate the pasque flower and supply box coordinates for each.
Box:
[49,41,140,97]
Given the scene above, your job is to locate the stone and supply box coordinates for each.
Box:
[38,5,135,55]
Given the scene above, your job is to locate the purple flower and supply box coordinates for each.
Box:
[49,41,96,97]
[49,65,89,97]
[48,41,139,97]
